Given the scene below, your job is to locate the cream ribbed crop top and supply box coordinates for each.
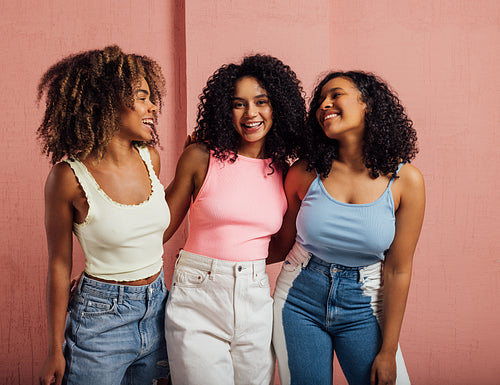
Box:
[64,146,170,281]
[183,152,287,261]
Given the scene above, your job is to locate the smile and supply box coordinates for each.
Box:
[142,118,154,128]
[242,121,263,131]
[323,113,339,121]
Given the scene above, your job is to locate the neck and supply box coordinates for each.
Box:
[237,142,265,159]
[336,138,365,170]
[87,137,138,166]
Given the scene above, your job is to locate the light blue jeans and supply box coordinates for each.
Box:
[63,270,169,385]
[273,242,410,385]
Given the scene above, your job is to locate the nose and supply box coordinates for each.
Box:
[319,97,333,110]
[245,103,258,118]
[148,100,158,113]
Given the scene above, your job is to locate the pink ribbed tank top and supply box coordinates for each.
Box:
[183,152,287,261]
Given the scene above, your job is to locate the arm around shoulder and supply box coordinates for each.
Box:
[267,160,315,264]
[163,143,209,243]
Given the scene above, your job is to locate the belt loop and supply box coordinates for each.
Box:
[118,285,124,304]
[252,263,258,281]
[302,253,311,268]
[209,259,217,280]
[358,267,364,284]
[76,272,85,294]
[175,250,183,267]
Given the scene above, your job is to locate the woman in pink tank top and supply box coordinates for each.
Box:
[163,55,305,385]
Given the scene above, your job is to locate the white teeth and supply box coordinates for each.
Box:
[142,118,154,126]
[324,113,338,120]
[244,122,262,127]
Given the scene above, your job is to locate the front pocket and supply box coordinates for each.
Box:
[81,296,118,317]
[172,266,209,288]
[281,259,299,272]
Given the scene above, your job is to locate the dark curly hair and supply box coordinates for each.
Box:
[37,45,166,164]
[193,54,306,173]
[303,71,418,178]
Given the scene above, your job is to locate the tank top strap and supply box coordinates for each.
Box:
[62,158,96,201]
[136,145,161,190]
[388,162,405,188]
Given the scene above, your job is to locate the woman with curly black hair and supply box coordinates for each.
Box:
[163,54,305,385]
[37,46,170,385]
[270,71,425,385]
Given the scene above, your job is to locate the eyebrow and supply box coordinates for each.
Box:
[135,88,150,95]
[232,94,268,100]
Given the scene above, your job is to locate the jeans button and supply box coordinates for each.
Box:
[238,266,242,272]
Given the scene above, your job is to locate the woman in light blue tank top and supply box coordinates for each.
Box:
[37,46,171,385]
[270,71,425,385]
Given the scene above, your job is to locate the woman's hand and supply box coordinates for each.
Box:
[370,351,396,385]
[39,351,65,385]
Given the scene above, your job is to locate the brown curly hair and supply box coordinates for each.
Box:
[37,45,166,164]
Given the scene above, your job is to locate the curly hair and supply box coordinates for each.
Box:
[303,71,418,178]
[193,54,306,173]
[37,45,166,164]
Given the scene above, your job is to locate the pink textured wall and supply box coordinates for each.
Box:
[329,1,500,384]
[1,0,499,384]
[0,1,186,382]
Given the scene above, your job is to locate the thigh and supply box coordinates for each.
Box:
[165,264,234,385]
[124,289,170,385]
[333,315,381,385]
[331,273,382,385]
[63,293,135,385]
[232,272,274,385]
[274,264,334,385]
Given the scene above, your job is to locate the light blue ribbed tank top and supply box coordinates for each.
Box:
[296,164,403,267]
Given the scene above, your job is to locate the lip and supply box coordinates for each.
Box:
[321,112,340,122]
[241,121,263,132]
[142,118,155,131]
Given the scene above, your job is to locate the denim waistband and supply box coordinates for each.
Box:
[78,268,165,301]
[177,250,267,278]
[308,254,382,280]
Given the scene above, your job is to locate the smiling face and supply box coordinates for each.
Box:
[118,76,158,142]
[231,76,273,156]
[315,76,366,140]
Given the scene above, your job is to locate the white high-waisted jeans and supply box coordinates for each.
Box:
[165,250,274,385]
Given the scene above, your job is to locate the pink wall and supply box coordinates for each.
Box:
[1,0,499,384]
[329,2,500,384]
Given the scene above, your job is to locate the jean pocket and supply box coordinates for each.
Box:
[82,295,118,317]
[282,259,300,272]
[172,266,208,288]
[258,275,270,288]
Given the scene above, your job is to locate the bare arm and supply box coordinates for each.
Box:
[267,160,315,264]
[371,164,425,385]
[163,144,209,243]
[39,164,78,385]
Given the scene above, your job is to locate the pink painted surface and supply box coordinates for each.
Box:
[329,1,500,384]
[1,0,499,383]
[0,1,186,382]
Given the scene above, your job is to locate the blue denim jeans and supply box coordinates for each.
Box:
[273,242,410,385]
[63,270,169,385]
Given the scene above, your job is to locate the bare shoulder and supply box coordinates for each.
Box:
[398,163,425,191]
[181,142,210,163]
[147,146,160,164]
[45,161,80,200]
[286,159,317,199]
